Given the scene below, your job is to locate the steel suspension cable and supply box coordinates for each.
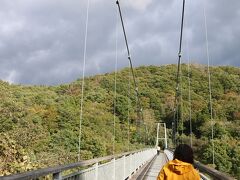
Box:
[180,64,183,144]
[116,0,144,125]
[203,0,215,165]
[78,0,90,161]
[173,0,186,147]
[112,11,118,180]
[113,10,119,156]
[127,62,131,151]
[184,1,193,147]
[187,36,193,147]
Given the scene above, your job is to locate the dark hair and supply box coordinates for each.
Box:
[173,144,194,164]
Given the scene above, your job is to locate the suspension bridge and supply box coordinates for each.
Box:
[0,0,237,180]
[0,131,234,180]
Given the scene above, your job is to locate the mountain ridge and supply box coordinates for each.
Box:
[0,64,239,177]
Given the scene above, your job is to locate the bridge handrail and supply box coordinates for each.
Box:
[1,148,152,180]
[163,149,174,160]
[194,161,235,180]
[164,149,235,180]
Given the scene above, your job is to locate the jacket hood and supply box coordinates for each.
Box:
[167,159,194,175]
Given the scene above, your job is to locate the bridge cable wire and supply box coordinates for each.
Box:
[203,0,215,165]
[127,61,131,151]
[186,28,193,148]
[180,64,183,144]
[78,0,90,161]
[173,0,185,147]
[113,9,119,156]
[184,0,193,147]
[116,0,144,127]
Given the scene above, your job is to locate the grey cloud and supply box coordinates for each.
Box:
[0,0,239,85]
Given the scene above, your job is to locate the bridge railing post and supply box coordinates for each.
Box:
[134,152,136,172]
[95,162,98,180]
[123,155,126,179]
[112,158,115,180]
[130,153,133,177]
[53,172,62,180]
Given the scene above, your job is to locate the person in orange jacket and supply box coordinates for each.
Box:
[157,144,200,180]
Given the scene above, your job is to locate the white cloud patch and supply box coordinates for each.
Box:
[4,70,17,84]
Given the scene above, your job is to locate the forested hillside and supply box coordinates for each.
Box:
[0,64,239,178]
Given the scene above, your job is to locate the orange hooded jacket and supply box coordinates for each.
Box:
[157,159,200,180]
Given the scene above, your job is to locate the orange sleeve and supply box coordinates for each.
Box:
[157,168,165,180]
[193,169,201,180]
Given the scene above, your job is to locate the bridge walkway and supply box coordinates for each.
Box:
[133,152,168,180]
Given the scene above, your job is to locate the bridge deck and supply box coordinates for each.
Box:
[136,152,168,180]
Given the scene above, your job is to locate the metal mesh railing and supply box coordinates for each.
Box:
[2,148,157,180]
[63,149,156,180]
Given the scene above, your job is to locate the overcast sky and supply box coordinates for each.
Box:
[0,0,239,85]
